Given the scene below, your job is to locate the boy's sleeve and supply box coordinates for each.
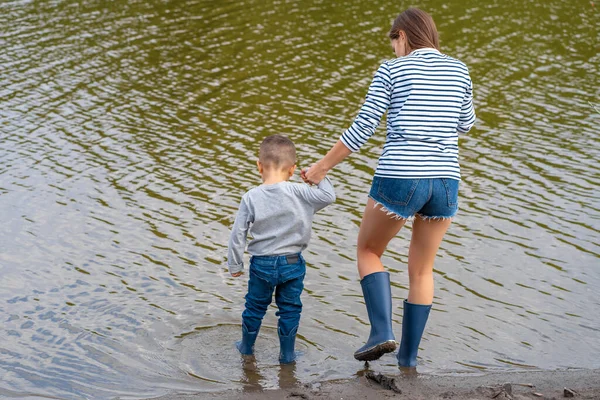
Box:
[297,177,336,212]
[227,196,253,275]
[457,77,476,133]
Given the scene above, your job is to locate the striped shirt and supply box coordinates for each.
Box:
[340,48,476,180]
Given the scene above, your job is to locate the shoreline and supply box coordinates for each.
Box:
[151,368,600,399]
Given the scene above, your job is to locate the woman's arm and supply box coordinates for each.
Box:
[457,78,476,133]
[302,140,352,184]
[303,62,392,184]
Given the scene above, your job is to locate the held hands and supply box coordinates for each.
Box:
[301,162,328,185]
[231,271,243,277]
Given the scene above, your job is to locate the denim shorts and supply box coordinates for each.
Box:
[369,176,459,219]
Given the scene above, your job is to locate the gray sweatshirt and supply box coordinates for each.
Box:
[227,177,336,275]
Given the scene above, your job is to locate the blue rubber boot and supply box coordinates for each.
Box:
[354,271,397,361]
[236,322,259,356]
[397,299,432,367]
[278,325,298,364]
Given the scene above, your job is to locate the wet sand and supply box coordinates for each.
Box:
[150,368,600,400]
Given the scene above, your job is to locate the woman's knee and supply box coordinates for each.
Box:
[357,241,383,259]
[408,266,433,282]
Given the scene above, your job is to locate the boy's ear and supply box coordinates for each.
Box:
[256,160,262,173]
[289,164,297,177]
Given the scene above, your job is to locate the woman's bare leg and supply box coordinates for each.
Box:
[407,216,452,304]
[357,198,406,278]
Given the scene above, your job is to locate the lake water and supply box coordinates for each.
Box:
[1,0,599,398]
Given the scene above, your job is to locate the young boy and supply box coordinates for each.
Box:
[228,134,335,364]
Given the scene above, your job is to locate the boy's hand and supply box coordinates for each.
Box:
[300,168,312,184]
[231,271,243,277]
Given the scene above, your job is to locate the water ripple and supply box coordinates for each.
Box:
[1,0,599,398]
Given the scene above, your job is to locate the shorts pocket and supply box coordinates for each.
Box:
[441,178,459,207]
[377,178,420,206]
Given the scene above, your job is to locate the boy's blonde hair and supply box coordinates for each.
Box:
[259,135,296,169]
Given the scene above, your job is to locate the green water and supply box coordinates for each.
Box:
[0,0,598,398]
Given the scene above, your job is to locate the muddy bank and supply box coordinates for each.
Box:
[149,368,600,400]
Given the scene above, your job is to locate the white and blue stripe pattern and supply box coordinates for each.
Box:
[340,48,476,180]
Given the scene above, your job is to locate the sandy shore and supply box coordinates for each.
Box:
[150,368,600,400]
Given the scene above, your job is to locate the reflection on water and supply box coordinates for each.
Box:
[0,0,598,398]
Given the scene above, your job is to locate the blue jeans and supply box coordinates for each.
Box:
[242,253,306,336]
[369,177,460,219]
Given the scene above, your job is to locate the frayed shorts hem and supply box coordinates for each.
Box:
[369,196,457,221]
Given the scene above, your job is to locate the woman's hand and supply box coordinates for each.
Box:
[302,161,328,185]
[301,140,352,185]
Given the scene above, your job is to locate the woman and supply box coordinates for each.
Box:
[302,8,475,367]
